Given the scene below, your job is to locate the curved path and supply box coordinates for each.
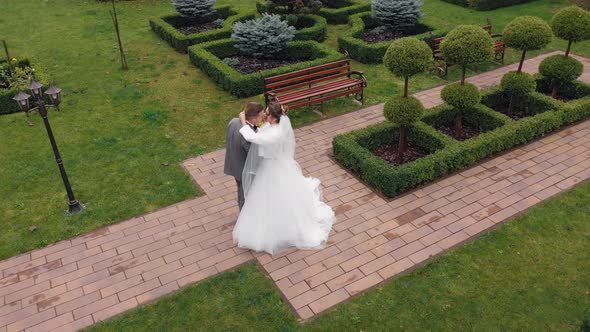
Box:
[1,51,589,331]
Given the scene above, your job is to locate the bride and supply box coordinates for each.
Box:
[232,102,336,256]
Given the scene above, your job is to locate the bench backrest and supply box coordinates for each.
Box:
[263,59,352,94]
[431,19,500,55]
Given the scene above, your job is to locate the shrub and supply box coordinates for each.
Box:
[535,75,590,100]
[539,54,584,98]
[383,37,431,96]
[232,14,295,58]
[338,12,445,64]
[173,0,216,18]
[440,0,535,11]
[500,71,536,116]
[263,0,323,14]
[0,58,48,115]
[383,95,425,162]
[188,39,344,97]
[551,6,590,57]
[372,0,423,31]
[440,25,493,83]
[503,16,552,72]
[149,6,254,53]
[441,82,481,138]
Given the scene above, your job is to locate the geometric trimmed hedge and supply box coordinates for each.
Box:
[256,0,371,24]
[338,12,446,64]
[291,15,328,42]
[333,88,590,198]
[149,6,255,53]
[441,0,537,11]
[188,39,345,98]
[0,58,49,115]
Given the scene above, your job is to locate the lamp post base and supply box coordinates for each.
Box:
[67,200,85,214]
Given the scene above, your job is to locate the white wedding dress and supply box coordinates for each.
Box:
[232,115,336,256]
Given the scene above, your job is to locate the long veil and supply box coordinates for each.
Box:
[241,116,296,199]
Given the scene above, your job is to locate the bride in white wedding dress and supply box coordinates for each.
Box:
[232,102,336,256]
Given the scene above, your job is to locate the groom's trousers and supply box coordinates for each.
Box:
[236,179,245,210]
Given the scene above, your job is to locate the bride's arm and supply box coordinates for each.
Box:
[239,124,281,145]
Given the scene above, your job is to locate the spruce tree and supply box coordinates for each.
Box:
[372,0,423,31]
[172,0,216,18]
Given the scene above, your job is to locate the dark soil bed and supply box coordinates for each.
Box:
[373,143,430,166]
[436,122,482,141]
[362,24,432,44]
[224,56,311,75]
[175,20,223,35]
[324,0,354,8]
[539,91,572,103]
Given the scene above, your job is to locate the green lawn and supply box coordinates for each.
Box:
[0,0,588,260]
[87,181,590,331]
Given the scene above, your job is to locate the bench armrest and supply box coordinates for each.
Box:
[348,71,368,87]
[491,33,503,38]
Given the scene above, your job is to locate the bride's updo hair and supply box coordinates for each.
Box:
[267,101,285,123]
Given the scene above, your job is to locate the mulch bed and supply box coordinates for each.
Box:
[539,91,571,103]
[491,103,532,121]
[363,29,404,44]
[373,143,430,166]
[436,123,482,141]
[224,56,310,75]
[176,21,222,35]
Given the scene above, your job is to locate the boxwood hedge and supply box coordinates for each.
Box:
[291,15,328,42]
[149,6,255,53]
[1,59,49,115]
[188,39,345,98]
[256,0,371,24]
[338,12,447,64]
[333,89,590,198]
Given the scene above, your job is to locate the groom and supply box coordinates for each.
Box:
[224,102,265,210]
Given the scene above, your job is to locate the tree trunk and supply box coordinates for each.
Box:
[508,96,515,117]
[461,66,466,85]
[397,126,407,165]
[565,40,572,58]
[517,50,526,73]
[455,111,462,139]
[403,77,409,97]
[551,81,558,99]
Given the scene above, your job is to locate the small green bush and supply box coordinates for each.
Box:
[501,71,536,97]
[232,14,295,58]
[173,0,216,18]
[551,6,590,46]
[383,95,424,125]
[383,37,431,79]
[440,25,493,82]
[539,54,584,86]
[441,82,481,110]
[503,16,552,52]
[0,58,48,115]
[372,0,423,31]
[535,75,590,100]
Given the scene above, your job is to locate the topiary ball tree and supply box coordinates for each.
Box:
[551,6,590,58]
[372,0,423,31]
[383,37,432,97]
[441,82,480,139]
[539,54,584,98]
[383,96,424,163]
[440,25,493,85]
[503,16,552,73]
[500,71,536,116]
[172,0,216,19]
[232,14,295,60]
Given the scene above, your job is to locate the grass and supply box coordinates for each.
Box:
[0,0,588,260]
[87,181,590,331]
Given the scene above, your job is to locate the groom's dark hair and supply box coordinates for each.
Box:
[244,102,264,120]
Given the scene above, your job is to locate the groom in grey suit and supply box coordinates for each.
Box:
[224,102,265,210]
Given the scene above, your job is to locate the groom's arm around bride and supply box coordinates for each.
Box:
[223,102,264,210]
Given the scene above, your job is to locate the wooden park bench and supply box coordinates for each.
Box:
[261,54,367,112]
[430,18,506,78]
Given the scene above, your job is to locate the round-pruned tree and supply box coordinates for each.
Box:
[539,54,584,98]
[440,25,491,138]
[173,0,216,18]
[383,37,431,163]
[500,71,536,116]
[503,16,552,72]
[372,0,423,31]
[551,6,590,58]
[440,25,493,85]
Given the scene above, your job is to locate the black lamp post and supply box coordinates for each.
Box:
[13,78,84,214]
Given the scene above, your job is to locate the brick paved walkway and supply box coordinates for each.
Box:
[1,52,589,331]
